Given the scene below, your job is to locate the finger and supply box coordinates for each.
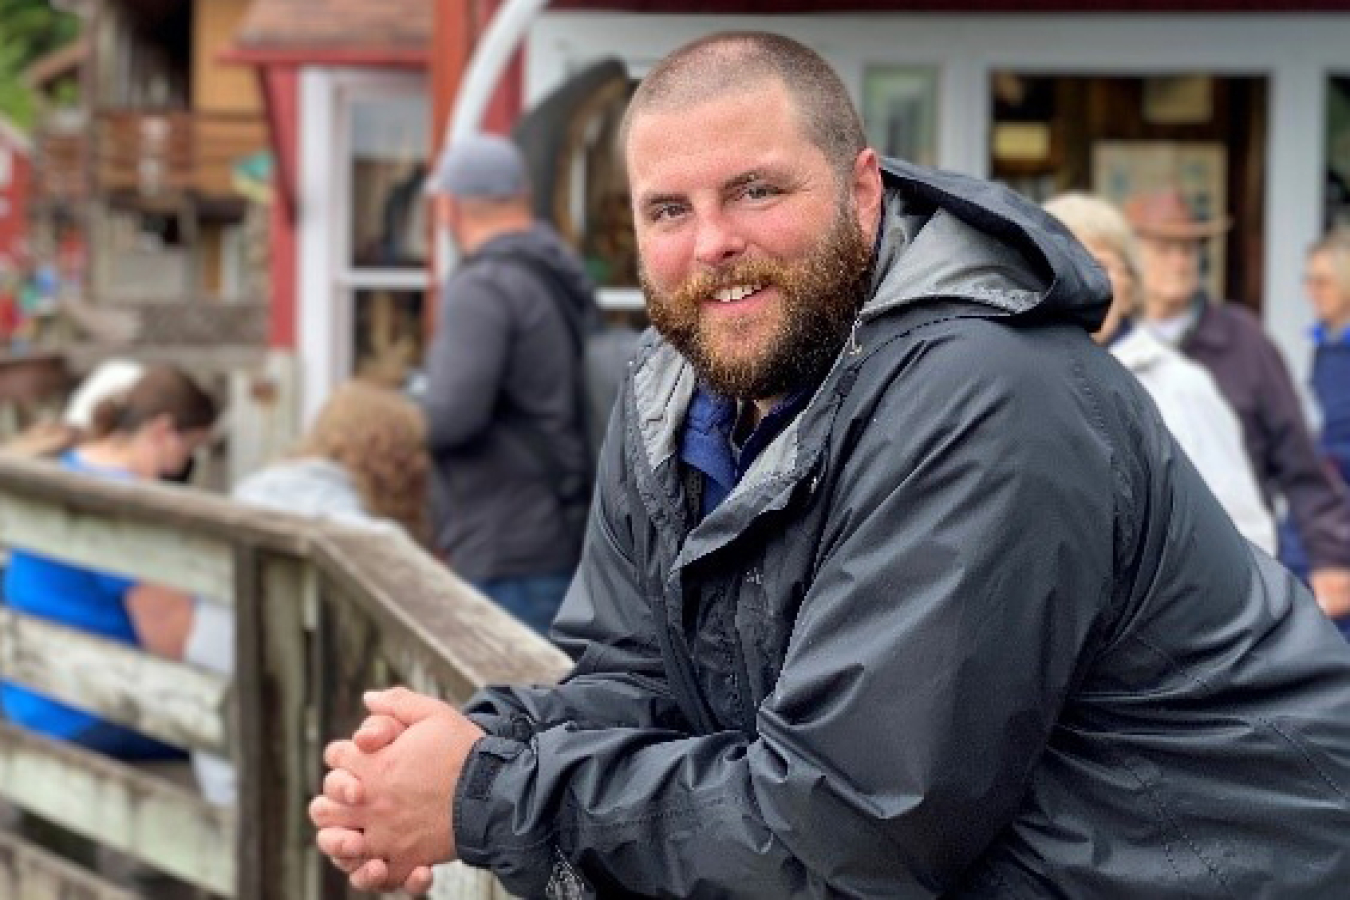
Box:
[309,795,364,830]
[353,714,406,753]
[323,739,360,771]
[330,855,364,876]
[323,767,364,806]
[364,686,447,724]
[316,826,368,859]
[349,858,392,893]
[404,866,436,895]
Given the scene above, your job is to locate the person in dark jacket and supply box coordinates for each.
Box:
[312,33,1350,898]
[1126,188,1350,622]
[423,133,594,633]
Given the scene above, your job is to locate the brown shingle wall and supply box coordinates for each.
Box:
[236,0,432,49]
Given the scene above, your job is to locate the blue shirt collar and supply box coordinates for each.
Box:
[1312,322,1350,347]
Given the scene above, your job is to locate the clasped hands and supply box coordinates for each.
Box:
[308,687,486,894]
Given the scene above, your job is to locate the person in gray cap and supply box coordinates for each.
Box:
[422,133,595,634]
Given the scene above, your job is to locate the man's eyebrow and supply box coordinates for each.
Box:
[636,167,786,207]
[637,190,686,209]
[723,169,776,191]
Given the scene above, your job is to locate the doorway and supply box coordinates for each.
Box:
[989,73,1268,312]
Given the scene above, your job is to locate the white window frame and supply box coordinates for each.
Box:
[298,68,430,423]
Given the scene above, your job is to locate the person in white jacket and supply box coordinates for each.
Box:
[1045,193,1276,554]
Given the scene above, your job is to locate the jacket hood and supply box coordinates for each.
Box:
[476,221,596,314]
[870,158,1110,331]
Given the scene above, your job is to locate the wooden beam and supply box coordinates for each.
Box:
[0,489,237,599]
[313,525,570,702]
[0,723,236,896]
[236,550,320,900]
[0,830,137,900]
[0,454,311,557]
[0,609,231,755]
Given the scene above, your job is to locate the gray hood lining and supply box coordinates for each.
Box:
[866,189,1050,320]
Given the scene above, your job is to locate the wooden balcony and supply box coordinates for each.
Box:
[97,108,268,201]
[33,109,269,206]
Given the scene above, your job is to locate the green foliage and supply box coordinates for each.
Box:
[0,0,81,129]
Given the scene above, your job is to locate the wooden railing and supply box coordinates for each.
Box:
[0,455,571,898]
[34,109,268,203]
[97,109,268,200]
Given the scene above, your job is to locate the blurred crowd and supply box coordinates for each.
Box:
[1046,188,1350,634]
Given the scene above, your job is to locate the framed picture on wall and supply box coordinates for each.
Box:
[1092,141,1228,300]
[863,67,939,168]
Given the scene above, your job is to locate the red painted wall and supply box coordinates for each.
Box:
[0,138,30,267]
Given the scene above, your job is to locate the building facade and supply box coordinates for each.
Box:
[516,5,1350,392]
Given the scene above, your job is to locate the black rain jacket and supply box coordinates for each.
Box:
[453,160,1350,898]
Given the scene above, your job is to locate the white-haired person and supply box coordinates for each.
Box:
[1045,192,1275,553]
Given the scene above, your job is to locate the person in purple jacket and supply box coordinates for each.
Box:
[1127,189,1350,622]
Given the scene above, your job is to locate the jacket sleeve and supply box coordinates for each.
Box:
[462,396,692,738]
[1253,336,1350,568]
[452,335,1116,898]
[422,270,512,453]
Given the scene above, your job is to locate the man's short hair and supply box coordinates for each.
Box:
[427,133,529,200]
[621,32,867,181]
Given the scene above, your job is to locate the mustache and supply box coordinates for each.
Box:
[659,258,792,307]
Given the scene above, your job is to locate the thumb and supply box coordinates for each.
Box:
[363,686,445,725]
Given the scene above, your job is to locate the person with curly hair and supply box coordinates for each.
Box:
[186,379,430,803]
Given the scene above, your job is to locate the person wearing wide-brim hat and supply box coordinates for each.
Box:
[1125,185,1350,621]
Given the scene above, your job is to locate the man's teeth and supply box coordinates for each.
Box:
[712,285,763,303]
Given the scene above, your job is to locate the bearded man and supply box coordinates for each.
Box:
[311,32,1350,898]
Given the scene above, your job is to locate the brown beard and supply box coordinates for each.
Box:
[642,202,874,400]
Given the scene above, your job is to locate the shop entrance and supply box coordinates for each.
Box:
[989,74,1268,311]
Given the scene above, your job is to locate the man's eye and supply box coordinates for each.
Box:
[740,183,779,201]
[649,203,686,222]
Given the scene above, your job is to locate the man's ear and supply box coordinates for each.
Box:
[851,148,884,236]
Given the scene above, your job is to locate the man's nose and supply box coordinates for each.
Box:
[692,210,747,267]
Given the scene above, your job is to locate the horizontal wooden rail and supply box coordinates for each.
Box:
[0,490,237,599]
[0,723,236,895]
[0,830,137,900]
[0,608,231,754]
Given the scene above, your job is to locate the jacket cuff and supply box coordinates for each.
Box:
[453,736,554,895]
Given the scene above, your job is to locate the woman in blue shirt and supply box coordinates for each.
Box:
[2,364,218,758]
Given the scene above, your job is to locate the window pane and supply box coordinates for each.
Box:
[352,288,425,388]
[863,67,938,168]
[349,96,428,268]
[1327,75,1350,232]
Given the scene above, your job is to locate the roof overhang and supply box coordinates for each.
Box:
[220,44,428,69]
